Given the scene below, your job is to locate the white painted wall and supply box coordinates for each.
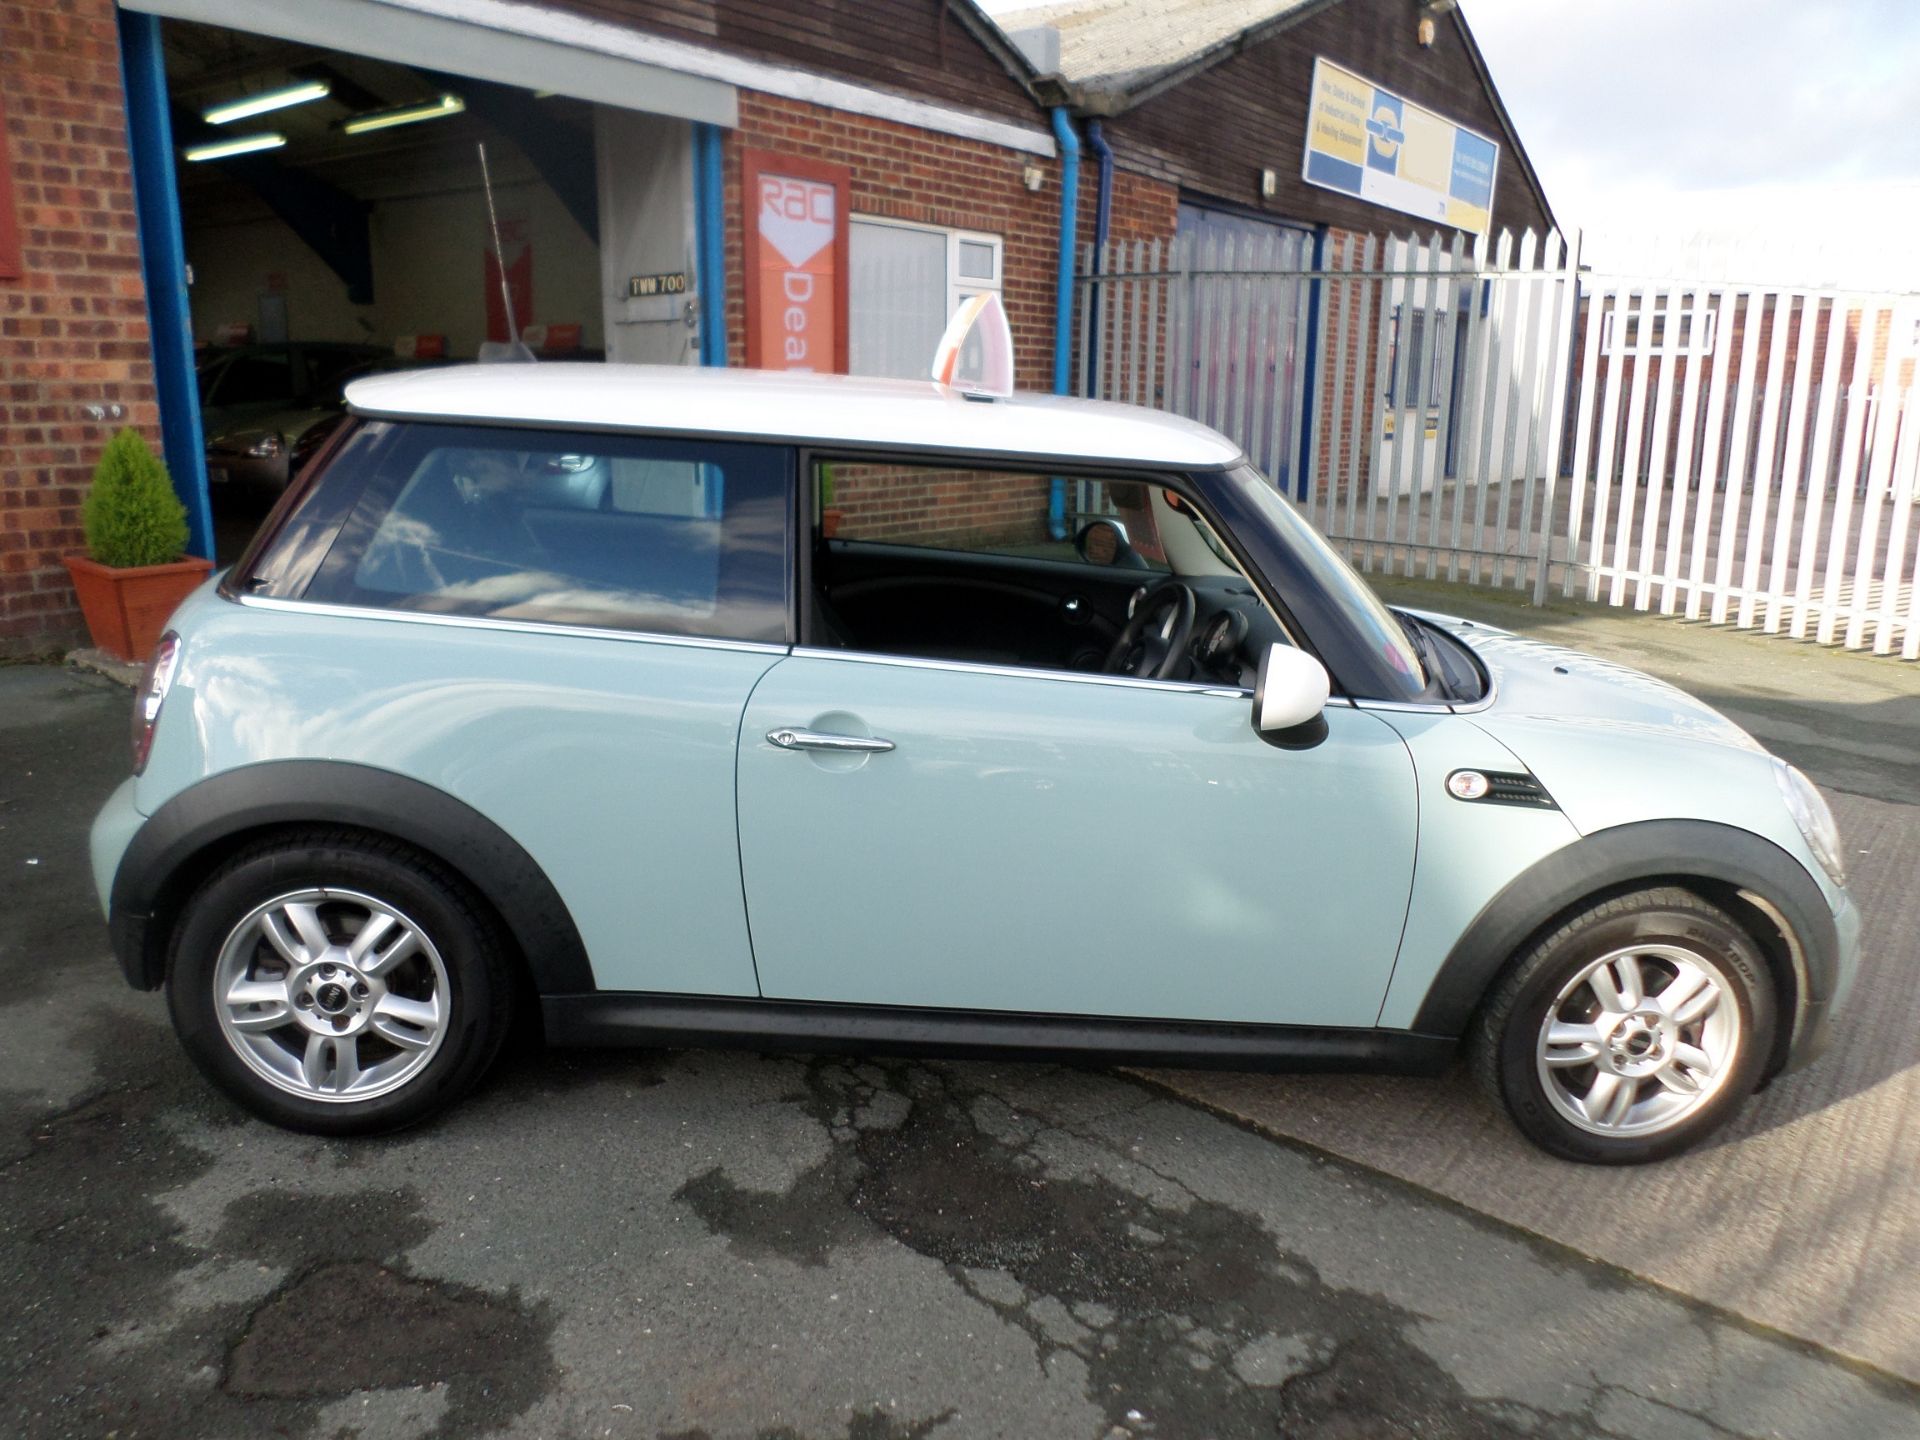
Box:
[185,164,604,358]
[374,176,603,357]
[594,107,698,365]
[185,217,377,344]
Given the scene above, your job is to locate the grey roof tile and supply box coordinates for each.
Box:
[1007,0,1317,95]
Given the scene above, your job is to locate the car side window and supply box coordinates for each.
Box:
[819,461,1173,570]
[809,458,1277,679]
[294,422,789,642]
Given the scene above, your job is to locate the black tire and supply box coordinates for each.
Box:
[1470,887,1777,1165]
[165,829,514,1136]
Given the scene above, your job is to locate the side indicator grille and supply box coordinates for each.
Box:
[1446,769,1558,810]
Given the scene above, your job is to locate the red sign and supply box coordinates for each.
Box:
[742,150,849,373]
[524,322,582,353]
[0,93,21,282]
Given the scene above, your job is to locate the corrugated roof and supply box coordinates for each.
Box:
[1007,0,1319,98]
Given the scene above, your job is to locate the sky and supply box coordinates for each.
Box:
[1457,0,1920,285]
[980,0,1920,290]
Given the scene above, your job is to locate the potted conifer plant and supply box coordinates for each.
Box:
[63,428,212,662]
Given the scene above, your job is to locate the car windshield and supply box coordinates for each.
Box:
[1219,463,1428,696]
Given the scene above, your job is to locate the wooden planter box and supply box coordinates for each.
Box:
[63,554,214,663]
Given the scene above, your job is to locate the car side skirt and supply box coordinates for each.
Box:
[542,993,1458,1073]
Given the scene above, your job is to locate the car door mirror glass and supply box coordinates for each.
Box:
[1255,643,1330,732]
[1074,518,1148,569]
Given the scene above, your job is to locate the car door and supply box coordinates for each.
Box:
[737,653,1415,1026]
[725,458,1420,1029]
[230,417,793,998]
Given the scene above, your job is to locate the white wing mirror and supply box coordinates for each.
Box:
[1254,644,1330,733]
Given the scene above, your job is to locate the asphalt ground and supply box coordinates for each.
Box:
[3,598,1918,1438]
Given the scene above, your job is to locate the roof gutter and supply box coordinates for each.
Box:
[1049,106,1080,539]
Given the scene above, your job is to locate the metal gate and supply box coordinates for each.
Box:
[1075,228,1312,489]
[1076,229,1920,658]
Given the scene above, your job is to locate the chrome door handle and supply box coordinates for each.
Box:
[766,727,895,754]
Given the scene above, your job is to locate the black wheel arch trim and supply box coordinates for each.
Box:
[110,760,594,995]
[1412,818,1837,1065]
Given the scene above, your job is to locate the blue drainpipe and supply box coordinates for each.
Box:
[1048,107,1080,540]
[118,11,213,562]
[1084,120,1114,398]
[692,123,727,368]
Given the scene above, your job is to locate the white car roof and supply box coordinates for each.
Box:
[343,363,1245,469]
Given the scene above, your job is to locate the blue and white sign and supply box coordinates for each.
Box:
[1303,57,1500,234]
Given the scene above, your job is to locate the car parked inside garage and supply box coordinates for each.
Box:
[197,340,387,490]
[90,363,1859,1164]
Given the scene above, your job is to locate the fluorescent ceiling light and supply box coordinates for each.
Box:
[203,80,330,126]
[342,94,465,135]
[183,132,287,162]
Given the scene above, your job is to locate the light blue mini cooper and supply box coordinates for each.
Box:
[90,364,1858,1163]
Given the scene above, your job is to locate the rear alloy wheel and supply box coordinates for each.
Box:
[1473,888,1777,1164]
[213,888,450,1104]
[168,832,512,1135]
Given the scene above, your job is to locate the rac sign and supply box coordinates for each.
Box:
[744,152,849,373]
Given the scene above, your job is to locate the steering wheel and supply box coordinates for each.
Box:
[1104,579,1199,680]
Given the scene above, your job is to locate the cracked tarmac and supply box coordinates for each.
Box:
[4,664,1918,1439]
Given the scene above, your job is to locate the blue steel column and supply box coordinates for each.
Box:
[1083,120,1113,398]
[117,10,212,560]
[1048,107,1080,540]
[693,123,727,368]
[1294,226,1327,501]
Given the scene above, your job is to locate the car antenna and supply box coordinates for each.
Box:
[477,141,536,364]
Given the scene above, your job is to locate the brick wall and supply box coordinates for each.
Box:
[823,460,1052,548]
[1,0,158,655]
[722,88,1066,538]
[722,88,1060,390]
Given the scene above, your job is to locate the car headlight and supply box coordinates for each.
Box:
[1774,759,1845,887]
[247,432,285,458]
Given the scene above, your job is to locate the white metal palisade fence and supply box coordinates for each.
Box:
[1076,231,1920,658]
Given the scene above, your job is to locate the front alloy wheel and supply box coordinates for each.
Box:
[1473,887,1777,1164]
[1534,943,1741,1138]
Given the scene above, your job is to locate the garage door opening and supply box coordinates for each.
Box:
[152,15,708,561]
